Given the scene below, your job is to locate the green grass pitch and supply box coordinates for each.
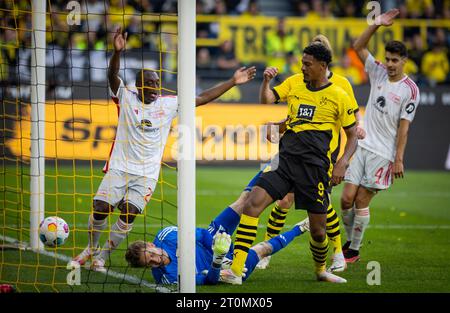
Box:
[1,165,449,293]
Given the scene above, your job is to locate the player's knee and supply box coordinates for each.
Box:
[354,188,373,209]
[119,201,140,224]
[309,224,327,242]
[93,199,113,220]
[229,192,249,214]
[276,194,293,210]
[243,195,265,217]
[340,193,354,210]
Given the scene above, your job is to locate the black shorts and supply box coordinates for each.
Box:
[287,180,333,194]
[256,154,330,214]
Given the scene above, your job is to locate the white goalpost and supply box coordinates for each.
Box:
[24,0,196,292]
[30,0,47,252]
[177,0,197,293]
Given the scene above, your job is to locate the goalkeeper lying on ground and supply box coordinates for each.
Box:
[125,170,309,285]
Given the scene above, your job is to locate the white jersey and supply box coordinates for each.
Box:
[359,53,420,162]
[105,78,178,180]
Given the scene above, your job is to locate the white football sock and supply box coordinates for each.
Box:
[349,207,370,251]
[341,206,355,242]
[88,214,107,250]
[99,218,132,260]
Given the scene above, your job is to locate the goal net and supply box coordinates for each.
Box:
[0,0,183,292]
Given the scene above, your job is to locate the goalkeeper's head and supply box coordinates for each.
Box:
[136,69,160,104]
[125,240,169,268]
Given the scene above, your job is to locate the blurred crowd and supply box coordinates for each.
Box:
[0,0,449,87]
[289,0,449,19]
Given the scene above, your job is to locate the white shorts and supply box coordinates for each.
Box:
[94,168,157,213]
[344,146,393,191]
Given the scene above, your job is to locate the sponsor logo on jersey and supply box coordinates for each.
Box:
[137,119,159,132]
[297,104,316,121]
[388,92,401,104]
[374,96,388,114]
[150,110,165,118]
[376,96,386,108]
[140,119,152,127]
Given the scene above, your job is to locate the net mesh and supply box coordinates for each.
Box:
[1,0,178,292]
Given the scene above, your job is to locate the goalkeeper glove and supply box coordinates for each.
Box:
[211,232,231,268]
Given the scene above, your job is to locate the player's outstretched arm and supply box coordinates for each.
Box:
[332,125,358,186]
[108,27,127,95]
[259,67,278,104]
[195,66,256,107]
[353,8,399,63]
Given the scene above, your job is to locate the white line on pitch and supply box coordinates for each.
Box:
[0,234,160,290]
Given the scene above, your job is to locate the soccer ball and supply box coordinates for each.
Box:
[39,216,70,247]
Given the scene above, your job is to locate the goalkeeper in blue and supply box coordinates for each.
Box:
[125,170,309,285]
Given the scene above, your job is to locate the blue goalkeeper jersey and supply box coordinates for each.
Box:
[151,226,216,285]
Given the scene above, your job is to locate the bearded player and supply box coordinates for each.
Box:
[340,9,420,262]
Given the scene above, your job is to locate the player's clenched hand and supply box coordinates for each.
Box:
[265,122,280,143]
[113,27,128,52]
[233,66,256,85]
[331,160,347,186]
[263,67,278,82]
[212,232,232,255]
[392,160,404,180]
[356,126,366,140]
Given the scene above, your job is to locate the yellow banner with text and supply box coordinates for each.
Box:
[219,16,402,64]
[6,101,364,162]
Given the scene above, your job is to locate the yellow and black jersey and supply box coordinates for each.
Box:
[273,72,359,113]
[273,72,359,165]
[277,82,356,171]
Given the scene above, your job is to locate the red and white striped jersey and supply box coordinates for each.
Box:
[359,53,420,162]
[105,78,178,179]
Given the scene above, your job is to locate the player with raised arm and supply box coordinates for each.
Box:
[256,35,365,273]
[68,27,256,272]
[340,9,420,263]
[125,170,310,285]
[221,44,358,285]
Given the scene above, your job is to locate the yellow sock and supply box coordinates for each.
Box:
[231,214,259,276]
[326,205,342,254]
[310,236,329,274]
[263,204,289,241]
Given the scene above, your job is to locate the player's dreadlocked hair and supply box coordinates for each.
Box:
[125,240,147,267]
[304,43,332,65]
